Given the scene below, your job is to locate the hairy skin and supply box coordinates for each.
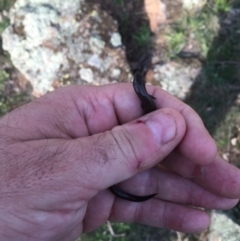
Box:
[0,84,240,241]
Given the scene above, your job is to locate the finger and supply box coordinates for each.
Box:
[162,153,240,199]
[83,190,113,233]
[117,167,238,210]
[109,198,210,233]
[83,165,238,233]
[147,87,217,165]
[0,84,139,140]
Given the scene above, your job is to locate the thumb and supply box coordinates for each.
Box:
[68,108,186,191]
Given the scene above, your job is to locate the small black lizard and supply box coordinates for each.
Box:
[133,72,156,113]
[109,72,157,202]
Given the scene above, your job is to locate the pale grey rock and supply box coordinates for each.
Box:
[90,10,102,23]
[87,54,102,69]
[67,36,90,63]
[2,0,130,94]
[110,32,122,47]
[2,0,204,99]
[153,62,200,99]
[89,36,105,54]
[2,0,82,94]
[209,211,240,241]
[79,68,94,83]
[182,0,207,12]
[111,69,121,78]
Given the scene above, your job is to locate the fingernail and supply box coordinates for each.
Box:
[145,113,176,145]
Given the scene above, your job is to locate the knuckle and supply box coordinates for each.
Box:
[110,127,143,173]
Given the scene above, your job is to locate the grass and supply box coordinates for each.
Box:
[0,0,15,11]
[166,2,229,59]
[81,223,178,241]
[166,30,186,58]
[214,0,232,11]
[132,25,151,47]
[184,1,240,134]
[0,16,9,34]
[0,0,15,34]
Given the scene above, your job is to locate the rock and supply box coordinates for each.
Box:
[87,54,102,69]
[110,32,122,47]
[182,0,207,13]
[209,211,240,241]
[160,0,206,21]
[2,0,130,95]
[2,0,82,94]
[89,36,105,54]
[153,61,201,99]
[79,68,94,83]
[111,69,121,78]
[2,0,205,97]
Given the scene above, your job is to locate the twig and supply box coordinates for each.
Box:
[176,231,183,241]
[106,221,126,238]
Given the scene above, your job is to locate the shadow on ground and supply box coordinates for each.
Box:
[184,0,240,228]
[86,0,154,77]
[184,1,240,136]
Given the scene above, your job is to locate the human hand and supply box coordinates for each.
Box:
[0,84,239,241]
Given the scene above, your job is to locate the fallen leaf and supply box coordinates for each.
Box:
[144,0,166,32]
[231,137,237,146]
[146,69,154,83]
